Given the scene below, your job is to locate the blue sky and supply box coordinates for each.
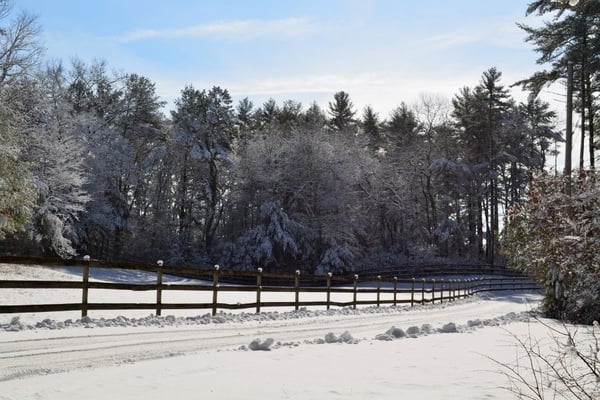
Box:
[17,0,555,118]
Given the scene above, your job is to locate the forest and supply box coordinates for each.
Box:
[0,0,598,278]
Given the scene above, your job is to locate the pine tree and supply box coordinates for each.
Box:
[384,103,418,145]
[516,0,600,169]
[327,91,356,133]
[452,68,514,262]
[361,105,381,149]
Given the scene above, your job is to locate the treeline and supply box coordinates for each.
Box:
[0,61,560,272]
[0,0,584,274]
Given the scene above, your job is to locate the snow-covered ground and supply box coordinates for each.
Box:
[0,263,594,399]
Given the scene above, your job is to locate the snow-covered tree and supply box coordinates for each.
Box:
[0,86,36,240]
[222,201,315,272]
[20,64,90,257]
[503,171,600,324]
[0,1,41,242]
[170,85,235,259]
[228,126,372,272]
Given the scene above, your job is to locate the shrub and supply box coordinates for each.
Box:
[502,171,600,324]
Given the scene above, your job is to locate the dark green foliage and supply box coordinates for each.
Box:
[327,91,356,133]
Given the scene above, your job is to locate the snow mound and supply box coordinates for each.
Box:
[375,326,406,341]
[406,326,420,336]
[324,331,355,344]
[374,312,534,342]
[248,338,274,351]
[438,322,458,333]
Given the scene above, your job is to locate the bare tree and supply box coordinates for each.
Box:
[0,0,43,89]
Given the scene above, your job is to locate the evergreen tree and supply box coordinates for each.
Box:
[517,0,600,168]
[303,101,327,130]
[384,103,418,146]
[235,97,255,140]
[361,105,381,148]
[327,91,356,133]
[277,99,302,134]
[452,68,514,262]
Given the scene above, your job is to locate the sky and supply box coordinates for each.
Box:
[13,0,563,119]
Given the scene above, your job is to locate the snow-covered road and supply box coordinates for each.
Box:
[0,291,538,383]
[5,264,574,399]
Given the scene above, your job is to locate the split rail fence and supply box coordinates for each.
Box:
[0,256,539,318]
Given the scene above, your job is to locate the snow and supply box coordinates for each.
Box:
[0,263,593,399]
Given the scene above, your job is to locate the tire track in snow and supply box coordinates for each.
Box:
[0,293,539,382]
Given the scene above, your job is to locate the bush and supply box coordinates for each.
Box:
[502,171,600,324]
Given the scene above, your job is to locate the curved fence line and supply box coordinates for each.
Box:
[0,255,539,318]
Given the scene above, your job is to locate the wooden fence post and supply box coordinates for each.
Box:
[156,260,163,316]
[376,275,381,307]
[353,274,358,310]
[212,265,220,316]
[440,279,445,303]
[256,268,263,314]
[393,277,398,307]
[81,255,90,317]
[421,278,426,305]
[294,270,300,311]
[411,278,415,307]
[326,272,332,310]
[431,279,436,304]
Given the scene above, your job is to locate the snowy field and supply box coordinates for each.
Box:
[0,264,595,399]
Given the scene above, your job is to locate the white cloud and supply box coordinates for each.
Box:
[417,17,529,52]
[119,17,318,42]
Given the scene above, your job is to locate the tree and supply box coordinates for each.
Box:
[235,97,255,141]
[170,85,235,259]
[0,85,35,240]
[0,0,43,90]
[361,105,382,149]
[328,90,356,133]
[229,126,373,273]
[0,0,40,242]
[277,99,303,134]
[221,201,315,272]
[517,0,600,169]
[255,98,280,134]
[452,68,514,263]
[384,102,418,145]
[303,101,327,130]
[20,63,90,257]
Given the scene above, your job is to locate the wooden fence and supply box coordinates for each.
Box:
[0,256,539,318]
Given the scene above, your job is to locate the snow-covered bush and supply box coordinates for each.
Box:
[502,171,600,324]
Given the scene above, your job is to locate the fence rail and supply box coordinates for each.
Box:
[0,256,539,318]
